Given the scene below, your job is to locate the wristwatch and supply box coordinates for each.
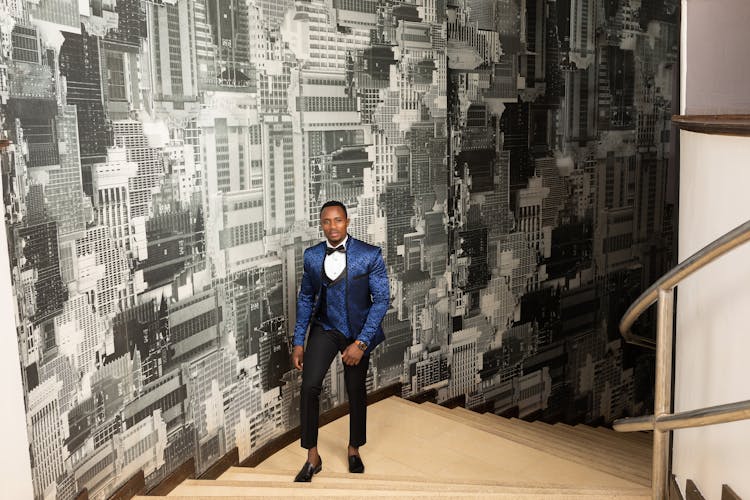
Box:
[355,340,368,352]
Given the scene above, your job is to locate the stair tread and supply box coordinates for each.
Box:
[141,493,650,499]
[219,466,517,487]
[218,467,651,494]
[164,479,650,498]
[595,426,653,444]
[593,425,652,438]
[218,471,532,491]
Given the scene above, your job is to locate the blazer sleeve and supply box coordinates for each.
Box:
[293,251,315,347]
[356,248,390,346]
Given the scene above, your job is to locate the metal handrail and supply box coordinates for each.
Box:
[619,219,750,347]
[614,219,750,500]
[615,399,750,432]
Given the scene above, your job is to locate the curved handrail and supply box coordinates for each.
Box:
[614,399,750,433]
[619,219,750,347]
[616,218,750,499]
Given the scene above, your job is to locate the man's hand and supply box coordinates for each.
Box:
[292,345,304,370]
[342,342,365,366]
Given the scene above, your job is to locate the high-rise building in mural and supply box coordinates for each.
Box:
[0,0,677,497]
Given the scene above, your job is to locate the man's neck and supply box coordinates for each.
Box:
[326,234,349,248]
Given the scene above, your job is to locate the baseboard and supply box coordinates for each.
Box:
[440,394,466,409]
[200,449,238,480]
[686,479,706,500]
[107,470,145,500]
[722,484,742,500]
[405,388,437,404]
[147,458,195,496]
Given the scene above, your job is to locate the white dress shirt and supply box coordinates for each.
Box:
[324,235,348,281]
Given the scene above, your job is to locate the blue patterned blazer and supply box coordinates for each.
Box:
[293,235,390,355]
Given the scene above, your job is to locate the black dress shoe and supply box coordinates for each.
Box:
[348,454,364,473]
[294,457,322,482]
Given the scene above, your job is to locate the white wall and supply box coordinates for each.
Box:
[674,131,750,499]
[679,0,687,115]
[682,0,750,114]
[0,198,34,498]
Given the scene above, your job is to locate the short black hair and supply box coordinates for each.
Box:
[319,200,348,218]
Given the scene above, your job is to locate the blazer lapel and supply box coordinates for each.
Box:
[310,242,327,290]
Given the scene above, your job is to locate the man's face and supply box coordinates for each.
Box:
[320,206,349,246]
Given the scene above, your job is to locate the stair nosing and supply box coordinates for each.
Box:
[170,478,651,496]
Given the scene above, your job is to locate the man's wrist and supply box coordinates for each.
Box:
[354,340,368,352]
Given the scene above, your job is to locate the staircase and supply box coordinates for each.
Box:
[135,396,653,498]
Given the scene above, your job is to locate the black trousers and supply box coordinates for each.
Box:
[300,325,369,449]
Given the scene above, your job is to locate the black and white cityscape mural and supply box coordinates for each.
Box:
[0,0,678,498]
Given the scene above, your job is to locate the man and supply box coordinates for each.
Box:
[291,200,390,482]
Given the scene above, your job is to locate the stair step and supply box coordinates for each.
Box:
[140,492,650,499]
[445,405,651,477]
[481,414,651,470]
[216,468,650,495]
[529,420,652,464]
[480,412,653,447]
[561,424,652,456]
[142,497,650,500]
[414,401,650,487]
[154,478,650,498]
[444,410,648,479]
[522,420,651,478]
[219,466,509,488]
[594,426,654,445]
